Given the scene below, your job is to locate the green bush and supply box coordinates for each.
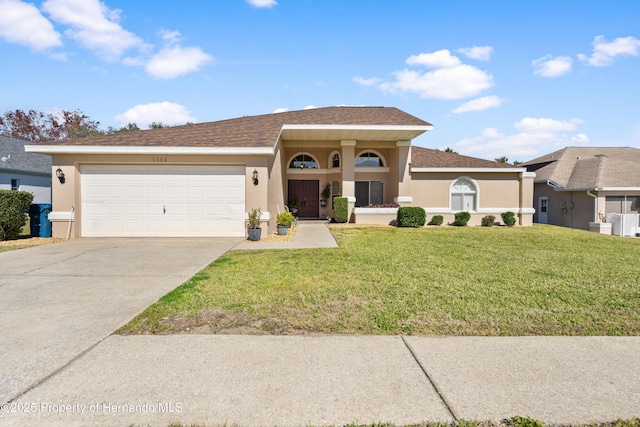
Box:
[452,211,471,226]
[333,197,349,223]
[427,215,443,226]
[501,211,517,227]
[481,215,496,227]
[0,190,34,240]
[397,206,426,228]
[276,211,294,226]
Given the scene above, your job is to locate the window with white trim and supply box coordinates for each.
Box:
[451,178,476,212]
[355,152,384,167]
[355,181,383,207]
[289,154,318,169]
[331,153,340,168]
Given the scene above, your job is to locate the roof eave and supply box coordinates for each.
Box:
[24,145,275,156]
[411,167,526,173]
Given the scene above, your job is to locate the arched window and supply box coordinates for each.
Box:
[451,178,477,212]
[331,152,341,168]
[289,153,319,169]
[355,151,384,167]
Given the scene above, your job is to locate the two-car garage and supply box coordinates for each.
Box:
[81,165,246,237]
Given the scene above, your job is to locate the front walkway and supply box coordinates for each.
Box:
[233,221,339,250]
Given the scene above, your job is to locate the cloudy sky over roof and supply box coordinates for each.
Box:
[1,0,639,161]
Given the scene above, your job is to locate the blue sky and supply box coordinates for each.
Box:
[1,0,639,162]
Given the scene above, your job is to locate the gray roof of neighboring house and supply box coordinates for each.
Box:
[29,106,433,148]
[411,146,517,169]
[522,146,640,189]
[0,134,51,175]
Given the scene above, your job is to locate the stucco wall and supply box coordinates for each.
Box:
[532,184,595,230]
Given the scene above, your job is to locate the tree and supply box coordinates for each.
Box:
[0,109,101,142]
[148,122,167,129]
[107,123,141,134]
[495,156,509,163]
[444,147,458,154]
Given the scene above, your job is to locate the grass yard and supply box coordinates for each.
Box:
[119,224,640,336]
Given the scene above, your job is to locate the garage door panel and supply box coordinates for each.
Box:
[81,165,245,237]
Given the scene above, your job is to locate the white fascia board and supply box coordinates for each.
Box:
[411,167,526,173]
[596,187,640,191]
[24,145,275,156]
[281,124,434,132]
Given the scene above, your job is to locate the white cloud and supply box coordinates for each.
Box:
[145,45,213,79]
[449,117,589,161]
[578,35,640,67]
[247,0,277,8]
[272,107,288,113]
[115,102,197,128]
[353,76,382,86]
[355,49,493,100]
[380,64,493,100]
[159,29,181,45]
[532,55,573,78]
[457,46,493,61]
[0,0,62,51]
[406,49,461,68]
[303,105,317,110]
[513,117,584,132]
[42,0,146,61]
[452,96,505,114]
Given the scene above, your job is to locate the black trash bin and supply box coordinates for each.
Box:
[29,204,52,238]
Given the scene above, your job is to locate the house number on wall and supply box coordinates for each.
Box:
[152,157,167,162]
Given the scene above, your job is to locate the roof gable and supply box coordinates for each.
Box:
[523,147,640,189]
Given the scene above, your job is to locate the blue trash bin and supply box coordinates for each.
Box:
[29,204,41,237]
[39,204,52,237]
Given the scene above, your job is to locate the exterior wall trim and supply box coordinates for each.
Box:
[424,207,535,214]
[283,124,434,132]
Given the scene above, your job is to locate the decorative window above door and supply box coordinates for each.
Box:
[289,154,319,169]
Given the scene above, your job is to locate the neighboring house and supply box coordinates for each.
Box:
[25,106,534,239]
[0,135,51,204]
[522,147,640,231]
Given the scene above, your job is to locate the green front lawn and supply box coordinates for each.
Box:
[119,225,640,336]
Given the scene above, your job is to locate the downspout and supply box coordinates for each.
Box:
[586,190,597,222]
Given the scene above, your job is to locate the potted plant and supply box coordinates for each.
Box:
[247,208,262,241]
[320,183,331,207]
[287,197,299,216]
[276,211,295,235]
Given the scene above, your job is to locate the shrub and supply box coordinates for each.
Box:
[452,211,471,226]
[427,215,443,226]
[501,211,517,227]
[481,215,496,227]
[276,211,294,226]
[333,197,348,223]
[397,207,426,228]
[0,190,34,240]
[247,208,262,229]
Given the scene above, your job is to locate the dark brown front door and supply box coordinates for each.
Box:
[288,180,319,218]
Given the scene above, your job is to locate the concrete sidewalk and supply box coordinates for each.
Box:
[2,335,638,426]
[233,221,339,250]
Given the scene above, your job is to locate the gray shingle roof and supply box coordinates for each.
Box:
[411,146,517,168]
[0,135,51,174]
[522,147,640,188]
[31,106,432,148]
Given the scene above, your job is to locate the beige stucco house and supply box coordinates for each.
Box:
[522,147,640,234]
[26,106,534,239]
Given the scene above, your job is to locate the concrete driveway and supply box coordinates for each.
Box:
[0,238,240,403]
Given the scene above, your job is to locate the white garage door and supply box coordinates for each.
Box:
[81,165,245,237]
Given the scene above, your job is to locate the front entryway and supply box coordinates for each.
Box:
[538,197,548,224]
[288,180,319,218]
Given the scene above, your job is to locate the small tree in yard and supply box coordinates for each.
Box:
[333,197,348,223]
[0,190,33,240]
